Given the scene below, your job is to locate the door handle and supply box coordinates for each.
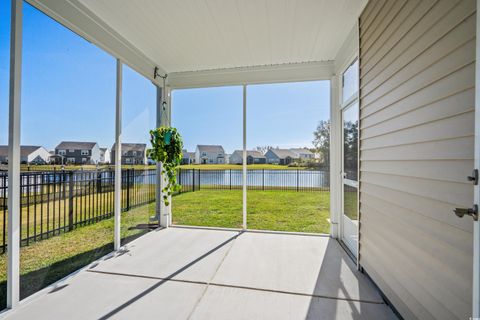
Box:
[468,169,478,185]
[454,205,478,221]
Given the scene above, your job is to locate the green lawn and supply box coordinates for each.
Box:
[173,190,330,233]
[343,188,358,220]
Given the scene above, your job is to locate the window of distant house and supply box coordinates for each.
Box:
[132,151,137,156]
[81,158,87,163]
[67,158,75,163]
[69,149,75,153]
[342,59,359,103]
[125,158,131,163]
[58,150,66,155]
[81,150,89,155]
[123,151,128,156]
[202,152,207,156]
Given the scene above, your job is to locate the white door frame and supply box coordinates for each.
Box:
[340,98,359,259]
[337,56,360,262]
[472,0,480,316]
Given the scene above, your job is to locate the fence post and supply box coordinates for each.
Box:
[198,169,201,190]
[131,168,135,207]
[296,169,299,192]
[230,169,232,190]
[68,171,74,231]
[62,170,66,200]
[126,169,130,211]
[96,170,102,194]
[192,169,195,192]
[262,169,265,191]
[178,168,182,194]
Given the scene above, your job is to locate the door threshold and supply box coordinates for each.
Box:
[338,239,357,264]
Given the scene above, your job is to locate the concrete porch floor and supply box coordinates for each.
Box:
[5,227,396,319]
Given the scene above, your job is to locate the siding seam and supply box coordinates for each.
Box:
[360,108,474,140]
[360,133,474,151]
[360,0,409,53]
[360,86,474,130]
[360,189,472,235]
[360,61,474,119]
[360,0,441,71]
[361,15,475,98]
[360,178,470,208]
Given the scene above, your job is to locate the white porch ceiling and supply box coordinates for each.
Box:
[76,0,366,73]
[27,0,366,86]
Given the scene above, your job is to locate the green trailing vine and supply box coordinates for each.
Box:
[149,127,183,206]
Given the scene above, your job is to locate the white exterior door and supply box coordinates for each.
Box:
[473,0,480,315]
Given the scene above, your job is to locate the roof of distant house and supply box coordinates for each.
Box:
[111,143,147,152]
[56,141,97,150]
[290,148,314,155]
[267,149,297,159]
[99,147,109,152]
[182,150,195,158]
[231,150,266,159]
[0,145,45,157]
[196,145,225,153]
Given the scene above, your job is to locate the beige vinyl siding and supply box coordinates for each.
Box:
[358,0,475,319]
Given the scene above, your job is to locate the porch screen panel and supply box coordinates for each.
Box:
[358,0,475,319]
[119,65,157,246]
[246,81,330,233]
[171,86,243,229]
[18,2,116,304]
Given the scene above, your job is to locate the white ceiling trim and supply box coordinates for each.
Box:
[25,0,167,87]
[167,61,334,89]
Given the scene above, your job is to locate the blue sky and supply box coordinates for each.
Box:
[1,1,329,154]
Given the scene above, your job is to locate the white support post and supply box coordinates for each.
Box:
[7,0,22,309]
[329,75,341,239]
[114,59,122,251]
[242,85,247,230]
[157,86,172,228]
[167,87,172,226]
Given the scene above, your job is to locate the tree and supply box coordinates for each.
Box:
[312,120,330,167]
[255,145,274,154]
[343,120,358,179]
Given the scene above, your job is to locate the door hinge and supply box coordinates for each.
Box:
[468,169,478,185]
[454,204,478,221]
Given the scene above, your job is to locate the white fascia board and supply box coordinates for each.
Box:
[167,61,335,89]
[26,0,166,87]
[334,23,359,76]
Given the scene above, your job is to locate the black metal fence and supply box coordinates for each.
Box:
[176,169,329,192]
[0,169,156,252]
[0,168,328,252]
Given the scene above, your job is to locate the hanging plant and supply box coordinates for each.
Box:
[149,127,183,206]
